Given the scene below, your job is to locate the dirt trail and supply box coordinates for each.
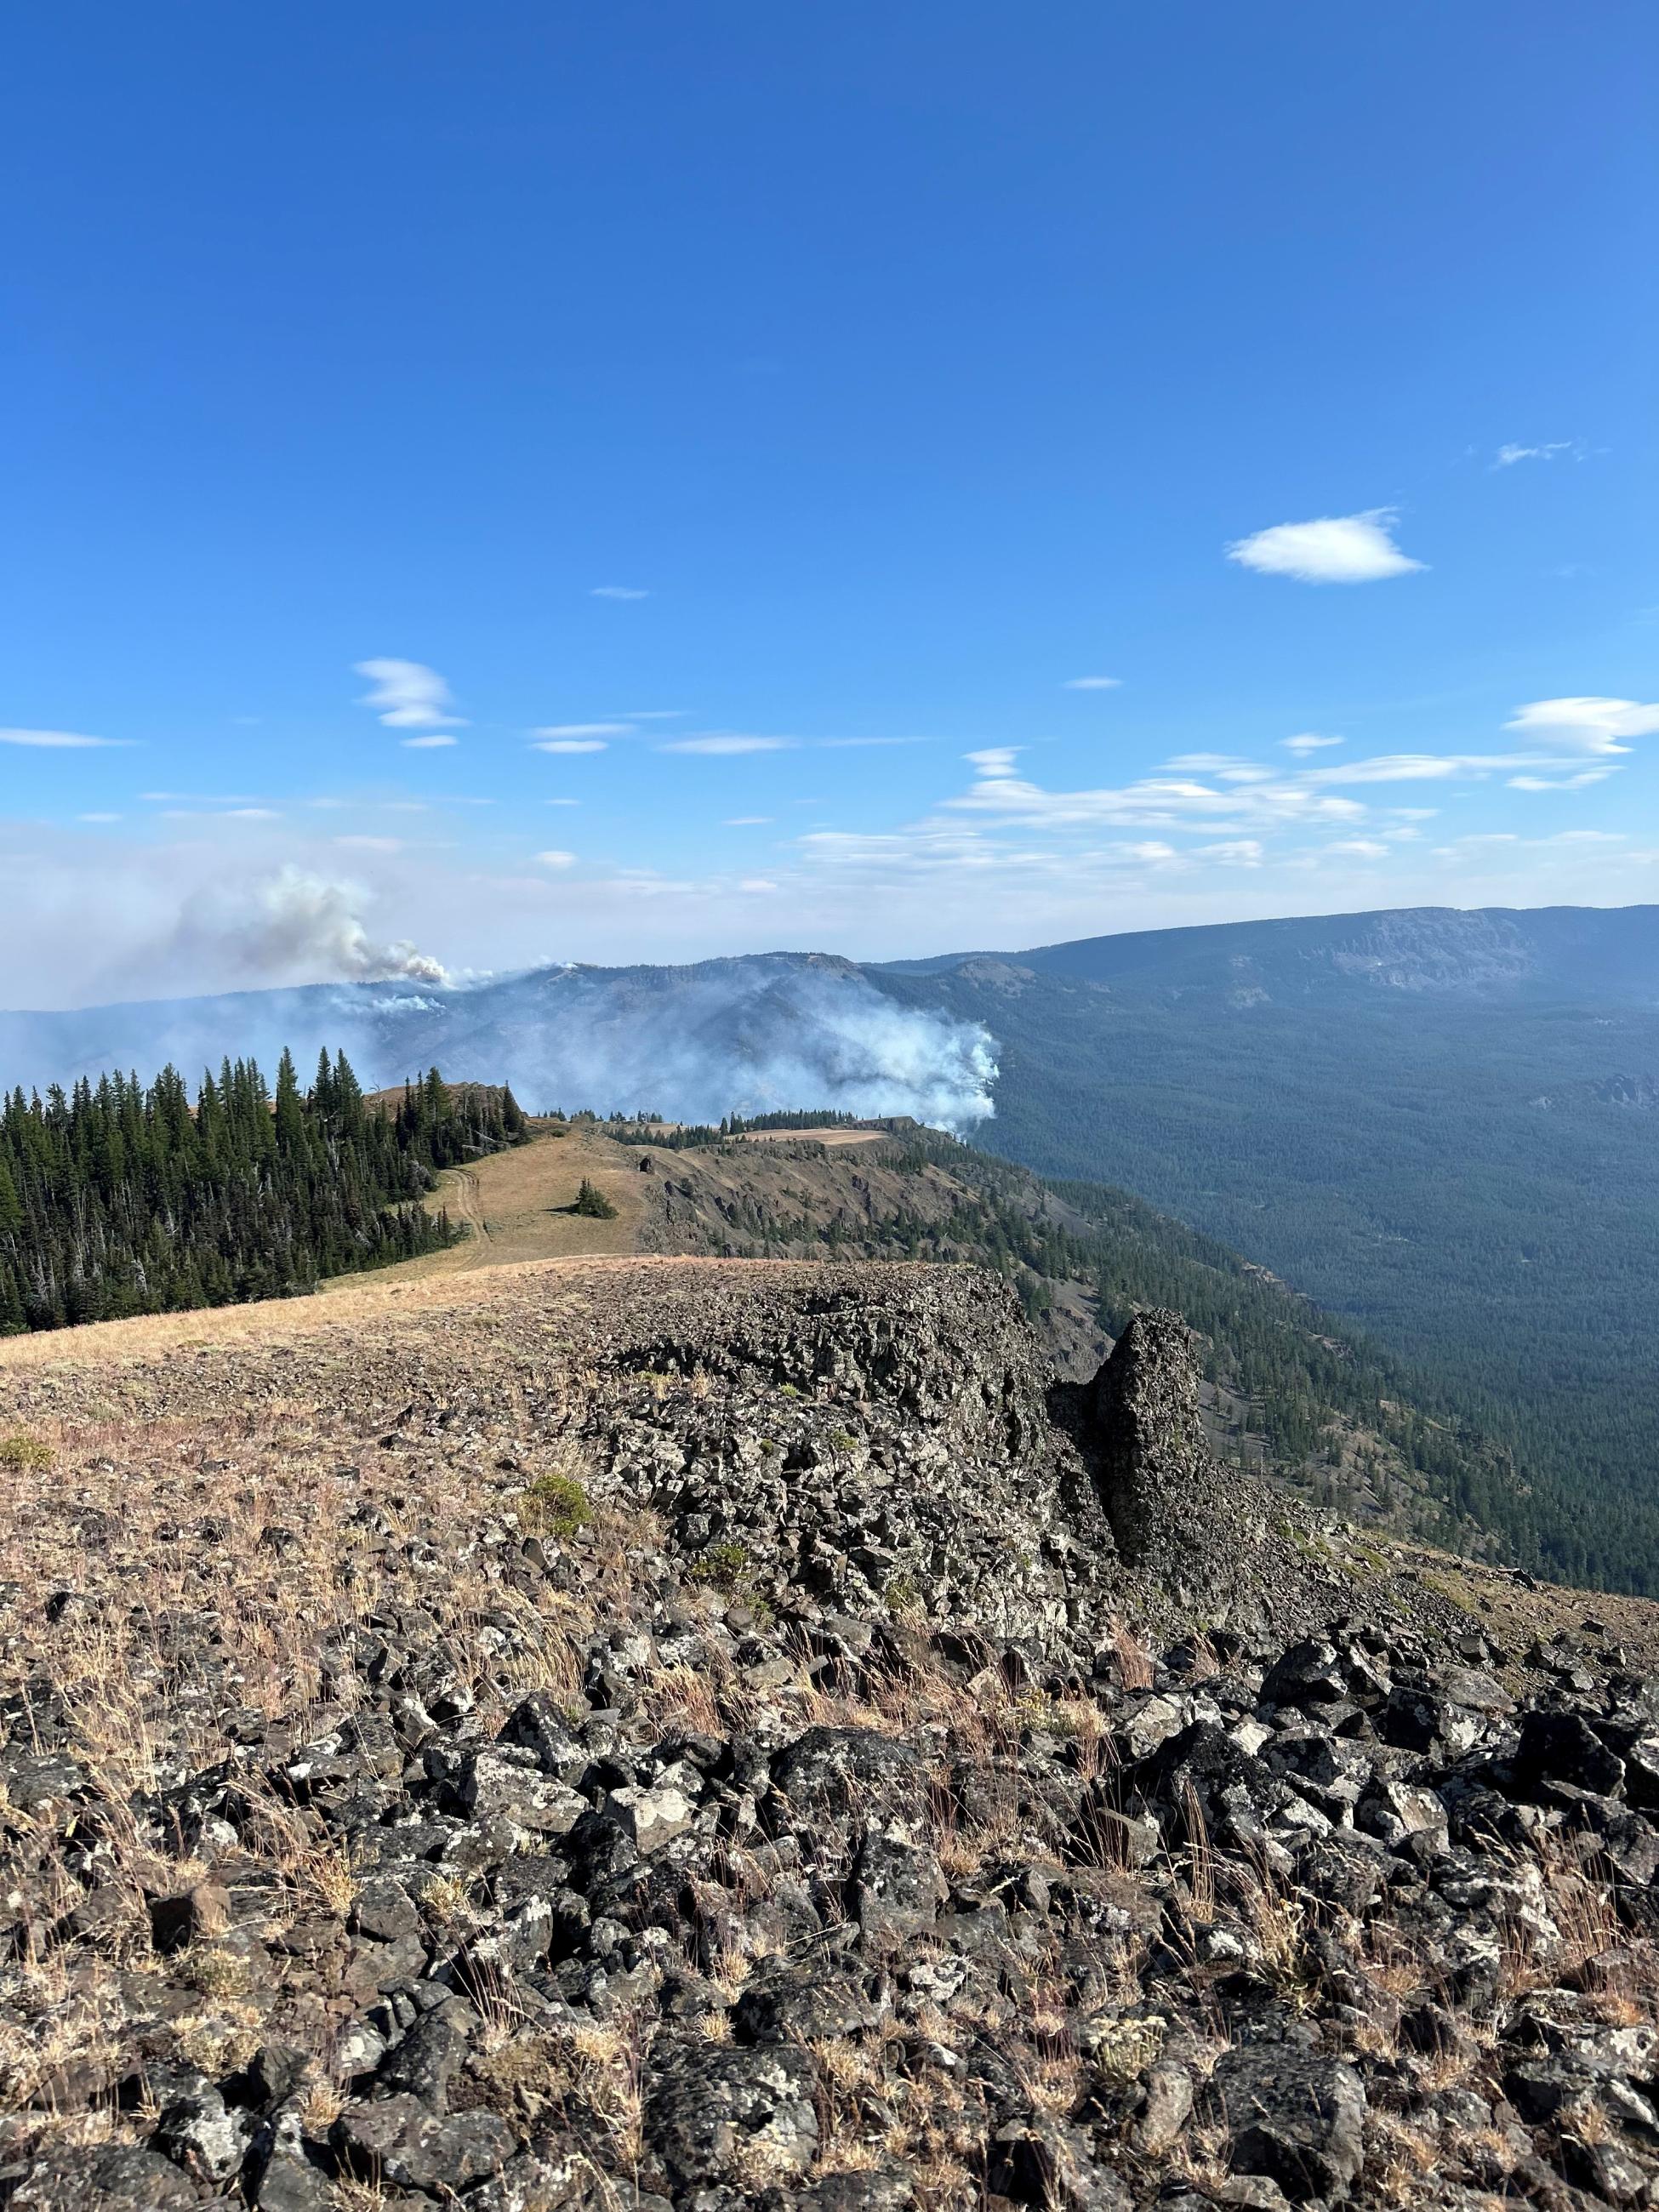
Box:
[448,1166,491,1242]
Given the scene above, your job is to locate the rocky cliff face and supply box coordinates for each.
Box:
[3,1260,1658,2211]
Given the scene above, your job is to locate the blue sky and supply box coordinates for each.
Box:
[3,1,1656,1003]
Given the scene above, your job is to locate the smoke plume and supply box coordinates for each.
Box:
[168,866,453,988]
[0,951,997,1134]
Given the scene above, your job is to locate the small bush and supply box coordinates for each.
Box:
[884,1573,923,1619]
[572,1178,619,1220]
[520,1471,593,1540]
[690,1540,750,1590]
[0,1434,52,1472]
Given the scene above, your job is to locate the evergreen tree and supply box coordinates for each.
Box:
[0,1052,530,1339]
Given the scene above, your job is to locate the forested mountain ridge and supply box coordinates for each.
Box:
[871,909,1659,1593]
[881,901,1659,1002]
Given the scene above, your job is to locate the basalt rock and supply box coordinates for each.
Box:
[3,1257,1658,2211]
[1086,1308,1284,1620]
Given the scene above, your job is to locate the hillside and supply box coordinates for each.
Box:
[5,902,1657,1588]
[301,1115,1542,1571]
[871,908,1659,1593]
[4,1254,1659,2209]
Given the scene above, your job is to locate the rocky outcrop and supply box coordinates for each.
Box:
[2,1258,1658,2209]
[1085,1308,1291,1628]
[1090,1309,1211,1565]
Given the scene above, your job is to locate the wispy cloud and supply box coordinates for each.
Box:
[947,759,1365,830]
[1063,676,1122,691]
[532,738,609,755]
[401,734,459,750]
[161,807,281,821]
[534,850,577,869]
[1227,508,1425,584]
[533,722,635,738]
[590,585,649,601]
[334,835,403,852]
[354,658,465,728]
[142,790,264,806]
[0,727,129,749]
[725,815,773,826]
[661,734,794,755]
[965,747,1021,777]
[1507,771,1613,791]
[1504,696,1659,756]
[1495,440,1583,467]
[1281,732,1344,755]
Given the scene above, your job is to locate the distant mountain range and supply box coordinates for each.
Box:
[883,899,1659,1001]
[6,901,1658,1587]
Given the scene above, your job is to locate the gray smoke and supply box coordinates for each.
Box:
[167,866,453,988]
[0,953,999,1133]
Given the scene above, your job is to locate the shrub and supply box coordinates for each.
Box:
[519,1472,593,1540]
[0,1434,52,1471]
[690,1540,750,1589]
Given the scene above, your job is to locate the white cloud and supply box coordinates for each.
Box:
[544,797,580,807]
[401,734,458,750]
[1281,733,1344,755]
[725,815,773,826]
[142,790,264,804]
[334,835,403,852]
[590,586,649,601]
[1504,697,1659,756]
[1495,441,1581,467]
[534,850,577,869]
[1303,753,1472,785]
[1226,509,1425,584]
[160,807,280,821]
[354,658,465,729]
[0,727,128,749]
[532,739,609,755]
[1508,770,1615,791]
[661,735,794,755]
[533,722,634,738]
[1199,839,1265,865]
[965,747,1021,776]
[1064,676,1121,691]
[1326,838,1390,859]
[947,759,1365,830]
[738,878,778,893]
